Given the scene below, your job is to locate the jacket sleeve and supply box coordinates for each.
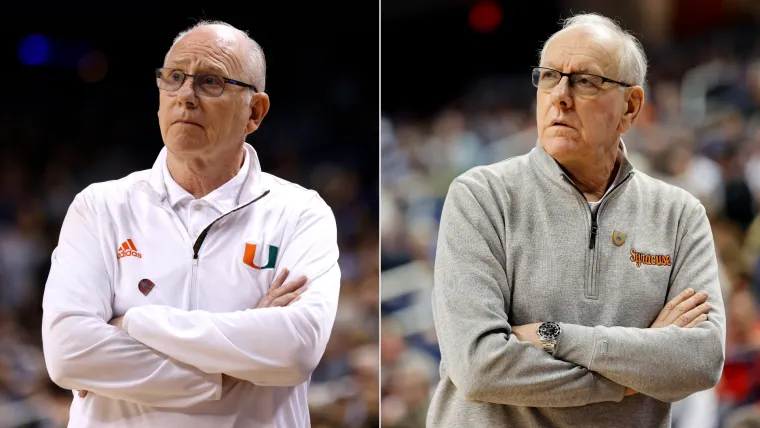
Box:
[432,177,626,407]
[42,191,222,407]
[122,194,341,387]
[554,203,726,403]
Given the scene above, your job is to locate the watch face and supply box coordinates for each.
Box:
[538,322,561,339]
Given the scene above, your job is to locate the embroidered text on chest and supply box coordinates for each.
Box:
[630,248,672,268]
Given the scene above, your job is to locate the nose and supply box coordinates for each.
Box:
[176,75,197,107]
[550,76,573,111]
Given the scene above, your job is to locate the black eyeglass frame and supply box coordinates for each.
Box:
[531,66,633,89]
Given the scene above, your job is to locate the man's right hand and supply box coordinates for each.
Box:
[624,288,712,396]
[255,268,308,309]
[650,288,711,329]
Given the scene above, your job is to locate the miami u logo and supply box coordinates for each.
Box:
[243,243,279,270]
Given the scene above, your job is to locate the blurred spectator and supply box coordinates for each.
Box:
[671,388,720,428]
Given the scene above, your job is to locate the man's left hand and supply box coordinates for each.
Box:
[109,316,126,332]
[511,323,544,349]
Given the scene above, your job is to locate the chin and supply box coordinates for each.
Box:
[540,136,585,164]
[164,134,209,154]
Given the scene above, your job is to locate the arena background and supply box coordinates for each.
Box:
[0,3,379,428]
[381,0,760,427]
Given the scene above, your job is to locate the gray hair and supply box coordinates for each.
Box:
[539,13,647,87]
[165,20,266,92]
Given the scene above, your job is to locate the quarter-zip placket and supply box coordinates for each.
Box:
[188,190,270,309]
[563,173,633,298]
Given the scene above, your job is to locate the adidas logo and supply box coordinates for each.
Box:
[117,239,142,260]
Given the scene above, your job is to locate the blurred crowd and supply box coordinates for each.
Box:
[0,81,378,427]
[381,21,760,428]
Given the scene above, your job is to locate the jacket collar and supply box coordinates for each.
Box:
[142,142,268,209]
[529,139,635,190]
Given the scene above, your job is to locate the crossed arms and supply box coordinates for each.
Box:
[41,191,340,408]
[431,178,725,407]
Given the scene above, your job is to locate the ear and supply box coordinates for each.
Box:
[618,86,644,134]
[245,92,270,135]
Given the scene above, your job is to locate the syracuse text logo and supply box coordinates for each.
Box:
[629,248,671,268]
[243,242,279,270]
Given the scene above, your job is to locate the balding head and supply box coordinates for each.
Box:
[157,20,271,162]
[539,13,647,87]
[535,13,645,175]
[165,20,266,92]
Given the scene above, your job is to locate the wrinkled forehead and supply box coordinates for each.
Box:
[165,26,246,76]
[542,26,621,77]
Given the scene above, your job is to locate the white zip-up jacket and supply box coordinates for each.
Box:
[41,143,341,428]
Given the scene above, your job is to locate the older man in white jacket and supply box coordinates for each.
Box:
[41,20,341,428]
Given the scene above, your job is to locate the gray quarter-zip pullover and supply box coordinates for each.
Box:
[427,142,726,428]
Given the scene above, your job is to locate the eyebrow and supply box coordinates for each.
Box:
[543,65,602,75]
[167,59,226,75]
[572,68,601,75]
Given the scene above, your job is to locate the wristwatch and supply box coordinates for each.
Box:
[537,321,561,355]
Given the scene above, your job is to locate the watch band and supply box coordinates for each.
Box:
[541,340,557,355]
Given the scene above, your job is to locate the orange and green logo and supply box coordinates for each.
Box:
[243,242,279,270]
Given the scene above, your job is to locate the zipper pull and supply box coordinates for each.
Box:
[589,213,598,250]
[193,254,199,266]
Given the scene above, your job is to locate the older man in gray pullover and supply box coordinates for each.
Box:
[428,13,725,428]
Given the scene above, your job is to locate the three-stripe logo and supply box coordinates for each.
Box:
[117,239,142,260]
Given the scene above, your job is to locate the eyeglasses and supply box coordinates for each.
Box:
[531,66,631,97]
[155,68,258,97]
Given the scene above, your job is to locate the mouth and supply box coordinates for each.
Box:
[173,120,203,128]
[550,120,573,128]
